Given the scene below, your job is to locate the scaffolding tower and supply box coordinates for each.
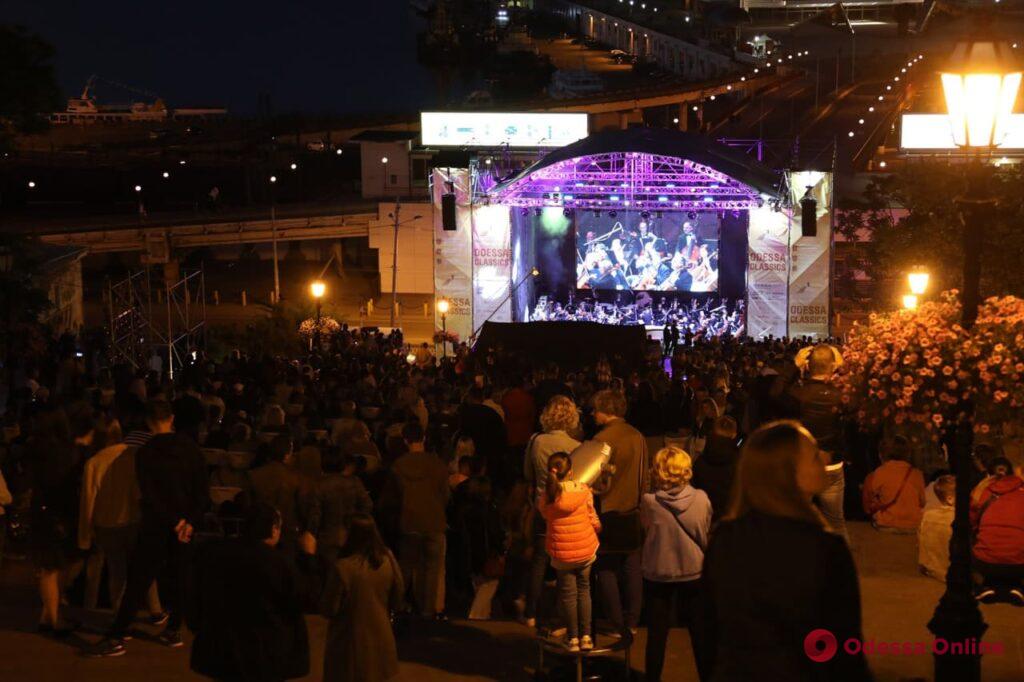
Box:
[106,266,206,379]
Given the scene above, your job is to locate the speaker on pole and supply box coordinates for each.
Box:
[441,193,456,231]
[800,186,817,237]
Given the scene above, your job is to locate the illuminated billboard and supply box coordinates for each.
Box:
[421,112,589,148]
[900,114,1024,150]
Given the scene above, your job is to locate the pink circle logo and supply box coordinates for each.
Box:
[804,629,838,663]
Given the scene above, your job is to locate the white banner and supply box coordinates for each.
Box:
[421,112,588,148]
[787,171,832,339]
[746,205,790,338]
[471,204,513,335]
[432,169,473,347]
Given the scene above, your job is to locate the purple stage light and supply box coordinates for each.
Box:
[488,151,764,211]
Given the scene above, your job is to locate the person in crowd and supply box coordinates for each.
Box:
[320,513,404,682]
[449,455,473,491]
[689,397,719,457]
[309,451,373,562]
[250,434,305,552]
[691,416,739,523]
[698,420,870,682]
[590,388,648,640]
[541,452,600,652]
[788,344,849,539]
[502,375,536,454]
[78,417,164,618]
[971,457,1024,604]
[458,387,507,486]
[392,421,449,618]
[0,463,11,571]
[31,404,94,636]
[918,475,955,581]
[533,363,574,418]
[172,384,205,443]
[521,395,582,627]
[447,456,503,614]
[91,399,208,656]
[641,446,712,682]
[862,436,925,532]
[330,401,369,447]
[189,502,321,681]
[210,449,254,493]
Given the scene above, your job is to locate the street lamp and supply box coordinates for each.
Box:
[940,41,1022,148]
[908,270,930,296]
[310,280,326,351]
[928,36,1022,682]
[437,298,450,362]
[901,294,918,310]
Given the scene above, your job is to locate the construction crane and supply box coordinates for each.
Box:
[79,73,162,103]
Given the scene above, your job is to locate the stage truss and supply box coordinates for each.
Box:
[486,152,768,211]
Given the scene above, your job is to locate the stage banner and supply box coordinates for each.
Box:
[746,205,790,338]
[432,168,473,348]
[471,204,513,336]
[787,171,832,339]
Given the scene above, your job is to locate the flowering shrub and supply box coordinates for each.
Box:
[298,316,341,339]
[836,291,971,436]
[433,330,459,344]
[971,296,1024,433]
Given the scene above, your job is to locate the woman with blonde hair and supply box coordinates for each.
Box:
[697,421,870,682]
[519,395,581,627]
[640,446,712,682]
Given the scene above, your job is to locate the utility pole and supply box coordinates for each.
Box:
[389,197,401,328]
[815,56,820,111]
[270,176,280,303]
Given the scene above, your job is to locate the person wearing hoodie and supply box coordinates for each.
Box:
[541,452,601,652]
[970,457,1024,604]
[90,399,209,657]
[641,446,712,682]
[691,416,739,523]
[392,420,449,618]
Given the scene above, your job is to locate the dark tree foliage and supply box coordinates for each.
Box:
[0,25,62,136]
[836,162,1024,303]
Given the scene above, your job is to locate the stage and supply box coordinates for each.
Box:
[429,127,834,346]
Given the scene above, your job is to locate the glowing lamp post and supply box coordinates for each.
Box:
[908,270,930,296]
[310,280,326,350]
[940,42,1022,148]
[901,294,919,310]
[436,298,450,362]
[929,37,1021,682]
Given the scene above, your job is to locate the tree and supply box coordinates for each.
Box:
[0,25,62,137]
[837,162,1024,304]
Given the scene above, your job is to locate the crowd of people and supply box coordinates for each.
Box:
[0,324,1022,681]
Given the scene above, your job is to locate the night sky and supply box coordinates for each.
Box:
[4,0,437,116]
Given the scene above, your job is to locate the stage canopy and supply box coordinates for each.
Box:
[487,128,781,211]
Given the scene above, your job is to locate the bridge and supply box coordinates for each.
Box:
[17,202,379,254]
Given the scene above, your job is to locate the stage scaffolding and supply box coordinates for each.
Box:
[106,267,206,379]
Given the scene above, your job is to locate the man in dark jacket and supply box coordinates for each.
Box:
[188,502,322,681]
[91,399,209,656]
[788,345,848,539]
[308,451,372,561]
[692,416,740,522]
[250,435,305,552]
[392,421,449,618]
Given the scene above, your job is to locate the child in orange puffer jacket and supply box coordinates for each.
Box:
[541,452,601,652]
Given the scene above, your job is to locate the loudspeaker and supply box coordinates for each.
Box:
[441,193,456,231]
[800,188,817,237]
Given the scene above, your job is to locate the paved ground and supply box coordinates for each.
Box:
[1,521,1021,681]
